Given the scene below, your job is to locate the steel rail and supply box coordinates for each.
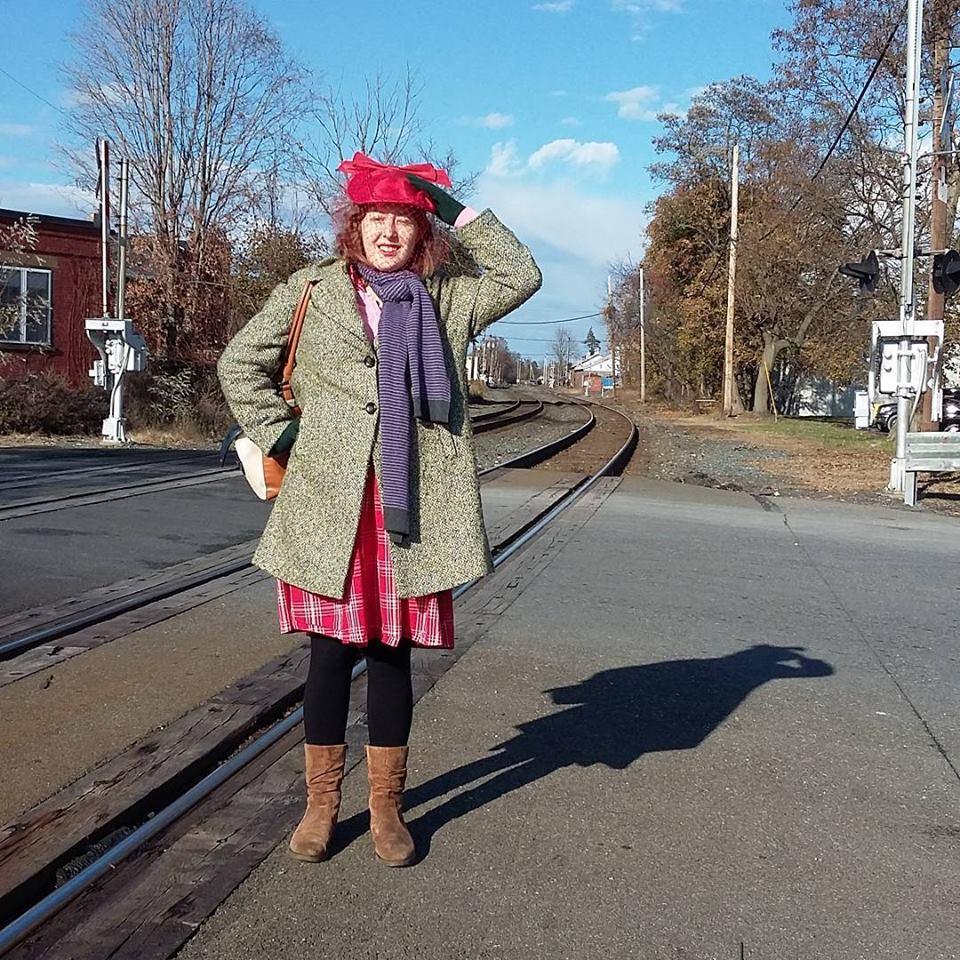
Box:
[0,555,254,660]
[469,400,521,423]
[0,467,235,516]
[473,400,544,434]
[1,403,546,518]
[2,405,593,661]
[0,403,637,957]
[1,453,212,492]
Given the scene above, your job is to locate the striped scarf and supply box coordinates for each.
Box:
[356,263,451,544]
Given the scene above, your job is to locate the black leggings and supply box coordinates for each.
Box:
[303,633,413,747]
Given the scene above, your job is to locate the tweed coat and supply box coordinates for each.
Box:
[218,209,542,599]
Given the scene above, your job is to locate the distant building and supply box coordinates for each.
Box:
[793,377,857,417]
[0,208,100,386]
[571,352,614,395]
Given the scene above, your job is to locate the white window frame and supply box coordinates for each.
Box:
[0,265,53,346]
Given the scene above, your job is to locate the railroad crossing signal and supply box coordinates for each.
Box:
[932,249,960,298]
[839,251,880,292]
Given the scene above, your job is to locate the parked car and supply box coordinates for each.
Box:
[875,389,960,433]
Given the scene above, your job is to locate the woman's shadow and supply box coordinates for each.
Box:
[336,643,833,859]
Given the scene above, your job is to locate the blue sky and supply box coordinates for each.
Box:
[0,0,790,358]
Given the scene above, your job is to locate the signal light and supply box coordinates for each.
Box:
[839,251,880,293]
[932,249,960,298]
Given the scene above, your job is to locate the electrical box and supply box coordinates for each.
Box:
[85,316,149,442]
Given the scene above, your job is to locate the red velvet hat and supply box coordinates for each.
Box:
[337,152,452,213]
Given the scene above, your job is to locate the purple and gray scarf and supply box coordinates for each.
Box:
[356,263,451,544]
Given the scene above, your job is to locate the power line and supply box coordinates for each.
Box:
[687,5,904,298]
[0,66,69,118]
[754,2,905,245]
[495,311,603,326]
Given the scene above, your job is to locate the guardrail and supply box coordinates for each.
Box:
[903,431,960,506]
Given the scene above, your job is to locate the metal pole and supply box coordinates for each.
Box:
[97,139,110,317]
[639,266,646,403]
[116,158,129,322]
[723,143,740,416]
[890,0,925,491]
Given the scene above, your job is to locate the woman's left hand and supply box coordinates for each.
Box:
[407,174,465,226]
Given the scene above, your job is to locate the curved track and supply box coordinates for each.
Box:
[0,405,638,953]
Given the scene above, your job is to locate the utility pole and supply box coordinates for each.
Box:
[890,0,925,491]
[722,143,742,416]
[923,5,952,431]
[607,274,617,398]
[638,265,646,403]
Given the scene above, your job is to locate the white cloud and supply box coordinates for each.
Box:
[612,0,683,13]
[0,181,96,217]
[528,139,620,171]
[550,89,568,98]
[612,0,684,39]
[533,0,574,11]
[478,173,646,268]
[0,123,36,137]
[560,116,582,127]
[461,112,515,129]
[485,140,524,178]
[605,85,661,121]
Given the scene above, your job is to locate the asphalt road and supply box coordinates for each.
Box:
[0,449,270,616]
[178,478,960,960]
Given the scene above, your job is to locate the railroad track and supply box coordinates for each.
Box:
[2,452,213,492]
[0,403,556,522]
[0,401,635,957]
[0,402,597,681]
[472,399,544,433]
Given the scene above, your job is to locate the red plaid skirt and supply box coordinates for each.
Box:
[276,467,455,649]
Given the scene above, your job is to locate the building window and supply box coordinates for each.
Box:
[1,266,52,346]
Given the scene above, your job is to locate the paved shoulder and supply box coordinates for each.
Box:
[181,479,960,960]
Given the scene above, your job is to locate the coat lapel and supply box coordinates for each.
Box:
[308,260,368,348]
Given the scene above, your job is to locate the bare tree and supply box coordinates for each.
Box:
[61,0,305,355]
[1,214,42,349]
[551,327,575,385]
[296,69,477,216]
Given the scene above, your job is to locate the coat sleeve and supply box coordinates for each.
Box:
[437,209,542,339]
[217,274,304,455]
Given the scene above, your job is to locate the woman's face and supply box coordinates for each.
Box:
[360,204,420,272]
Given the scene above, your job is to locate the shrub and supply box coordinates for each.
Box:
[0,372,107,435]
[124,360,232,437]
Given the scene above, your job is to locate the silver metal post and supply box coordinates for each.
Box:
[116,158,129,322]
[890,0,925,492]
[97,139,110,317]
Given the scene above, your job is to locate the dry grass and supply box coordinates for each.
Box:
[657,410,893,495]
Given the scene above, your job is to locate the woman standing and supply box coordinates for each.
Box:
[218,153,541,867]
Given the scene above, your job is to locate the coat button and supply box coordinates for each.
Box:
[363,355,376,368]
[365,401,377,414]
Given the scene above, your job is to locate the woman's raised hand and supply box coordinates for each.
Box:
[406,174,465,226]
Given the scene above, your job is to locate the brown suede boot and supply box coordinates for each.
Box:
[366,745,416,867]
[289,743,347,862]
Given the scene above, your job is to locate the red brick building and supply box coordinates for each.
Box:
[0,208,101,386]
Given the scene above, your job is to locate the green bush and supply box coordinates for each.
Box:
[0,372,108,435]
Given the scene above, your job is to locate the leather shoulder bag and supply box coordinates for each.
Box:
[219,279,318,500]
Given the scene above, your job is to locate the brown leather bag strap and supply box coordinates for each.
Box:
[277,279,318,406]
[281,279,318,382]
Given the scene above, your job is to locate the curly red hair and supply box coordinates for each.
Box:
[332,200,449,278]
